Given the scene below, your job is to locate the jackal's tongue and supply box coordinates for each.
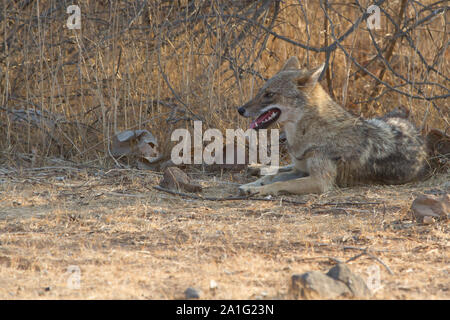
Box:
[250,109,280,129]
[250,120,258,129]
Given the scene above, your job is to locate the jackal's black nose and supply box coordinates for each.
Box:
[237,106,246,116]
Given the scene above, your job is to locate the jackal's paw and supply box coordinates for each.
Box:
[239,184,274,196]
[239,184,263,196]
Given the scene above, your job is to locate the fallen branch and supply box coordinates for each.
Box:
[153,185,264,201]
[152,185,383,207]
[346,247,395,275]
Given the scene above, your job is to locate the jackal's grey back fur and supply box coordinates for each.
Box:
[333,116,429,187]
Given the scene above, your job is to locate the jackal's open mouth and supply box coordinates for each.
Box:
[250,108,281,130]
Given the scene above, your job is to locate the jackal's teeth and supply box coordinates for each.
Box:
[261,111,276,124]
[251,108,280,130]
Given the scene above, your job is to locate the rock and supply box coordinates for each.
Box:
[184,287,201,299]
[291,271,351,299]
[209,280,218,290]
[411,194,449,223]
[326,263,371,298]
[423,216,435,225]
[159,167,202,192]
[291,263,372,299]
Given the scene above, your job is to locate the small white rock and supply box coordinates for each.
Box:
[210,280,218,289]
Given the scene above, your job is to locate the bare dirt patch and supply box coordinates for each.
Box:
[0,168,448,299]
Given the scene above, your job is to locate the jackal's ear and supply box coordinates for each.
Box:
[297,63,325,88]
[281,56,300,71]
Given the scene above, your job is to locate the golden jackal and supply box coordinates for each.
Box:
[238,57,429,196]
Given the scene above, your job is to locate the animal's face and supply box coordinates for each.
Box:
[237,57,324,130]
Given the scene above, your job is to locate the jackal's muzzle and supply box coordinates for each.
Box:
[237,106,281,130]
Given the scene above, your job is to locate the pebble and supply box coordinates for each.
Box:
[184,287,201,299]
[209,280,218,290]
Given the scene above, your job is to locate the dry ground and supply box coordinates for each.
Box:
[0,167,448,299]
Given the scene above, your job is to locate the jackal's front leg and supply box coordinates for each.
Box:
[239,168,307,194]
[247,163,295,177]
[240,156,337,196]
[240,175,331,196]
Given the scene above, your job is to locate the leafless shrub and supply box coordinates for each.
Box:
[0,0,448,167]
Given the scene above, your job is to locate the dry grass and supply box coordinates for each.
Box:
[0,0,448,166]
[0,0,448,300]
[0,167,448,299]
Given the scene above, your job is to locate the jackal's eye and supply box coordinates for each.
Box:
[264,92,274,99]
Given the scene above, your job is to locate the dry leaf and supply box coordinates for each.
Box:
[111,130,162,166]
[411,194,449,223]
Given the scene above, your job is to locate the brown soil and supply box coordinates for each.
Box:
[0,167,448,299]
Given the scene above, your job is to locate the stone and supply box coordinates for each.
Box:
[209,280,218,290]
[326,263,371,298]
[291,263,372,299]
[411,194,449,223]
[159,167,202,192]
[184,287,201,299]
[291,271,351,299]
